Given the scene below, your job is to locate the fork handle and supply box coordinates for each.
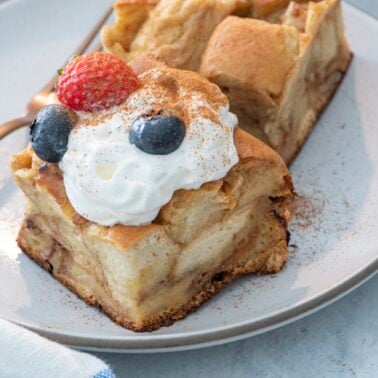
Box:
[0,115,34,140]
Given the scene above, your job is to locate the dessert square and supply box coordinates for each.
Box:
[12,58,293,331]
[102,0,352,163]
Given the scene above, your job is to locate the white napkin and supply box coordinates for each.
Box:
[0,319,115,378]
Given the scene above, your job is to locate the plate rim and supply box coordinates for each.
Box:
[0,1,377,353]
[2,260,376,353]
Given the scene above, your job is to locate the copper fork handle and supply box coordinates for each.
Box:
[0,115,34,140]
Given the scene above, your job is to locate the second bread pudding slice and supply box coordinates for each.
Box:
[102,0,352,163]
[12,54,293,332]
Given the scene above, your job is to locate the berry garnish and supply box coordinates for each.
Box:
[30,104,77,163]
[55,52,139,112]
[129,111,186,155]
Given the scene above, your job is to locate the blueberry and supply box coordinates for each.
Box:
[30,104,77,163]
[129,111,186,155]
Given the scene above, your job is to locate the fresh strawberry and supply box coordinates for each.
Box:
[56,52,139,112]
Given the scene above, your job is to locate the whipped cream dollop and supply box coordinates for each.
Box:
[59,68,239,226]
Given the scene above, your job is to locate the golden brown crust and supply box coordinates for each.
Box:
[101,0,158,61]
[252,0,291,16]
[283,55,352,164]
[18,220,287,332]
[199,17,300,97]
[107,0,251,70]
[234,128,285,168]
[128,52,168,75]
[36,165,67,207]
[250,0,313,18]
[100,223,161,251]
[115,0,159,6]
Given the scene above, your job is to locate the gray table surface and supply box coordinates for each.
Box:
[97,277,378,378]
[92,1,378,377]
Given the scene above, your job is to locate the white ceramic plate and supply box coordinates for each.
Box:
[0,0,377,353]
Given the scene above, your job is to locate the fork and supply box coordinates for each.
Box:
[0,5,113,140]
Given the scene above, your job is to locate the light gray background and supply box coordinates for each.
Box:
[92,1,378,377]
[0,0,375,377]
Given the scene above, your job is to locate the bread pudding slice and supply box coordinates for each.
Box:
[102,0,352,163]
[12,129,292,332]
[12,55,293,332]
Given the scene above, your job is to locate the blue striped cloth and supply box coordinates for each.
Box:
[94,369,116,378]
[0,319,115,378]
